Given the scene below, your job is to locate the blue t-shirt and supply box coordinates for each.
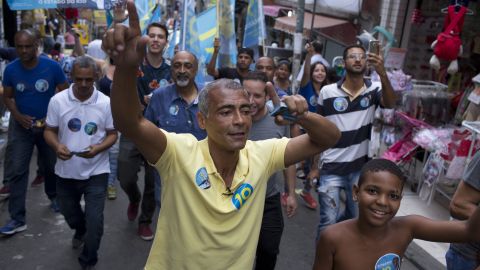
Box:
[137,59,171,106]
[298,81,320,113]
[144,83,206,140]
[2,57,67,119]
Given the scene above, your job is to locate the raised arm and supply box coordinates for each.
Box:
[300,43,314,88]
[102,0,165,164]
[368,52,396,108]
[206,37,220,78]
[264,82,340,167]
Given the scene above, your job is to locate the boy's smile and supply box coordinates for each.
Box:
[354,171,403,227]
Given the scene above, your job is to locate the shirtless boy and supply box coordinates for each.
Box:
[313,158,480,270]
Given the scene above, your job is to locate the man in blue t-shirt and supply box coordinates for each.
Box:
[0,29,69,235]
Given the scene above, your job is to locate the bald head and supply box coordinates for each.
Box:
[172,50,198,87]
[255,57,275,81]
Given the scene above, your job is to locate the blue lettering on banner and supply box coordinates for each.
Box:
[231,183,254,210]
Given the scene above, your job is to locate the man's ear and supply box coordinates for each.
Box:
[353,184,359,202]
[197,111,206,130]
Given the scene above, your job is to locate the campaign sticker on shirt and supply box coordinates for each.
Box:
[375,253,401,270]
[309,95,318,107]
[360,96,370,108]
[84,122,98,135]
[169,105,179,116]
[160,79,169,88]
[16,83,25,92]
[231,183,254,210]
[333,97,348,112]
[195,167,211,190]
[35,79,49,92]
[67,118,82,132]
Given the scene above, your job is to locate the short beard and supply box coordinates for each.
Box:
[346,65,366,75]
[176,79,189,87]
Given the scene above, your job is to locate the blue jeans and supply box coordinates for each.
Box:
[316,171,360,239]
[8,119,56,223]
[107,139,119,186]
[446,247,479,270]
[56,173,108,268]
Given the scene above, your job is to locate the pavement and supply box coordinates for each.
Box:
[0,140,423,270]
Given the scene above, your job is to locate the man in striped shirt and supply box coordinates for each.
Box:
[315,44,396,237]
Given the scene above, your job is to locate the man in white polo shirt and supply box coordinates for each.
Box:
[44,56,117,270]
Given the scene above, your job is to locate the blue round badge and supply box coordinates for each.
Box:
[195,167,211,189]
[375,253,401,270]
[16,83,25,92]
[231,183,254,210]
[35,79,49,92]
[84,122,98,135]
[309,95,318,107]
[67,118,82,132]
[160,79,168,88]
[169,105,179,116]
[360,96,370,108]
[333,97,348,112]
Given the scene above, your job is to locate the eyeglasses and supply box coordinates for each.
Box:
[346,53,367,61]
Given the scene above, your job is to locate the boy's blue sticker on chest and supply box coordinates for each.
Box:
[375,253,401,270]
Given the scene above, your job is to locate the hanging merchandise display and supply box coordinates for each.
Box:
[464,74,480,121]
[429,5,467,75]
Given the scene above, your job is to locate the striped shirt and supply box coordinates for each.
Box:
[318,78,382,175]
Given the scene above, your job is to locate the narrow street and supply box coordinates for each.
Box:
[0,149,421,269]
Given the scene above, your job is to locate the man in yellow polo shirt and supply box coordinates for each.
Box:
[102,2,341,269]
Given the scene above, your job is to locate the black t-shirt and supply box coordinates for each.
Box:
[217,67,245,84]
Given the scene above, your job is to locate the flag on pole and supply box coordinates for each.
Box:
[242,0,266,49]
[180,0,206,84]
[104,0,159,34]
[167,21,179,59]
[217,0,237,67]
[196,7,217,83]
[137,0,161,35]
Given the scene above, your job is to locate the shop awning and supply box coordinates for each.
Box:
[274,12,358,45]
[263,5,292,17]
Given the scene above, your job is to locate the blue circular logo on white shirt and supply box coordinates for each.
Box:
[68,118,82,132]
[35,79,49,92]
[375,253,401,270]
[84,122,98,135]
[333,97,348,112]
[360,96,370,108]
[195,167,210,189]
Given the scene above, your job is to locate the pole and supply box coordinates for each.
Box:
[291,0,305,94]
[309,0,318,41]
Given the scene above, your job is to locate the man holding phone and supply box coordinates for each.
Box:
[315,44,396,237]
[44,56,117,270]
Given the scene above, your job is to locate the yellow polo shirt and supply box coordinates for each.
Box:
[145,131,289,270]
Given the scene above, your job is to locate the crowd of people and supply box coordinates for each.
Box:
[0,1,480,270]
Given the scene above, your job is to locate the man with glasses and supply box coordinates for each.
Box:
[315,44,396,237]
